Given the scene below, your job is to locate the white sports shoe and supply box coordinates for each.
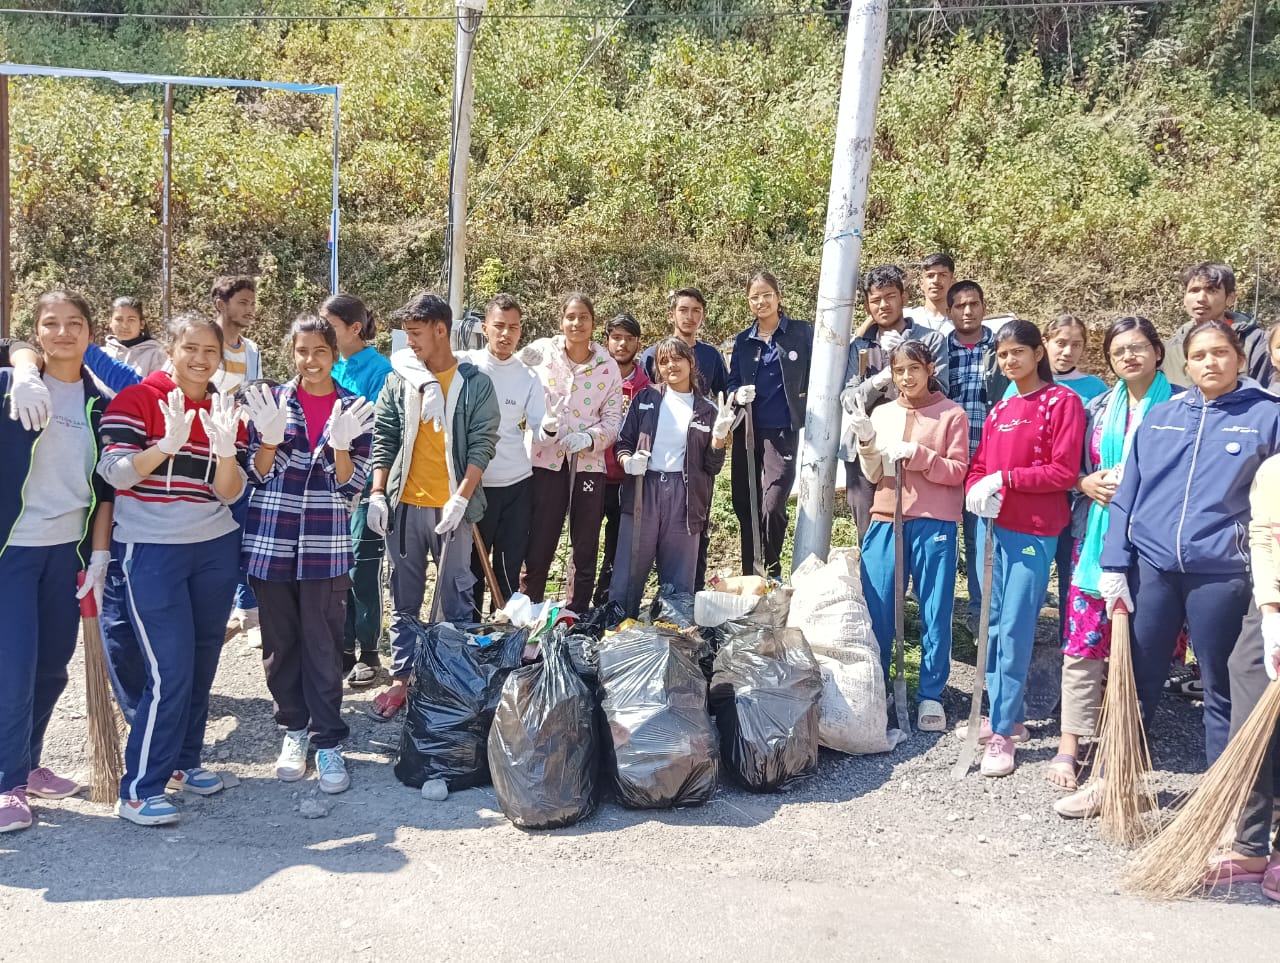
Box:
[276,729,310,782]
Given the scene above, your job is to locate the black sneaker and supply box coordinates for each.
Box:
[1164,662,1203,697]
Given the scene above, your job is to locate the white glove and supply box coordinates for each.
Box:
[327,398,376,451]
[1261,612,1280,682]
[964,471,1004,518]
[880,329,905,353]
[712,394,735,442]
[76,550,110,613]
[199,392,241,458]
[884,440,918,464]
[734,384,757,406]
[420,380,444,426]
[9,363,52,432]
[623,451,650,476]
[156,387,197,455]
[366,493,390,536]
[433,492,468,535]
[870,366,893,390]
[850,396,875,444]
[563,431,593,454]
[541,413,559,436]
[243,383,287,446]
[1098,571,1134,618]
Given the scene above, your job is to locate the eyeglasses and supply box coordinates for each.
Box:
[1109,343,1153,361]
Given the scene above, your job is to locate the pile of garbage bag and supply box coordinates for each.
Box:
[394,621,527,790]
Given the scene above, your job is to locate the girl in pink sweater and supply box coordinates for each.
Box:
[852,341,970,732]
[963,320,1085,777]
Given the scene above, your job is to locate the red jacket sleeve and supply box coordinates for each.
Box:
[1007,389,1085,494]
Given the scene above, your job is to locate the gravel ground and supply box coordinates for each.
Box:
[2,606,1275,961]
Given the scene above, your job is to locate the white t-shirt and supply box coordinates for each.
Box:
[457,349,547,487]
[9,375,93,546]
[651,390,694,471]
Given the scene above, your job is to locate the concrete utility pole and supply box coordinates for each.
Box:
[447,0,485,319]
[792,0,890,571]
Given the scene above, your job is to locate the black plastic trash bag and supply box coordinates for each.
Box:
[710,616,823,793]
[646,585,718,681]
[565,630,601,682]
[487,635,599,830]
[575,600,627,640]
[595,625,719,809]
[394,621,527,790]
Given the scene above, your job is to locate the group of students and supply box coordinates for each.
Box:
[0,272,782,832]
[4,259,1280,890]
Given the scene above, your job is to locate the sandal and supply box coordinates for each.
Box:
[1263,862,1280,902]
[346,662,379,690]
[366,686,407,722]
[1045,753,1079,791]
[1202,856,1266,889]
[917,699,946,732]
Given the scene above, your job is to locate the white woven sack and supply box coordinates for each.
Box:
[787,551,878,653]
[815,650,901,755]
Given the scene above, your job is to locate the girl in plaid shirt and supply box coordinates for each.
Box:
[242,317,375,795]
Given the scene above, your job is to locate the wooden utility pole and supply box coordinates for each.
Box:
[447,0,485,319]
[792,0,890,570]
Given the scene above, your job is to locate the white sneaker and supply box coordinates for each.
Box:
[276,729,309,782]
[316,747,350,794]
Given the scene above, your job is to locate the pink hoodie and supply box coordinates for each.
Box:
[857,390,969,524]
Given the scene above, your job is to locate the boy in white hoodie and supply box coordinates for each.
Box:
[458,294,553,616]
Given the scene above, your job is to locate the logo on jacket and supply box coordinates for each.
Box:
[581,478,595,494]
[1221,425,1259,434]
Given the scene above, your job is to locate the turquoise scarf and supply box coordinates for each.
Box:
[1073,372,1173,596]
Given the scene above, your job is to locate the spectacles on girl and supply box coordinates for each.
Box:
[1109,343,1153,361]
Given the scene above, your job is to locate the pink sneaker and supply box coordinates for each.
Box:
[980,733,1016,777]
[0,789,33,833]
[26,767,82,800]
[956,718,1030,744]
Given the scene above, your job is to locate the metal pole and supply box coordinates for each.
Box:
[447,0,485,318]
[330,87,340,294]
[792,0,889,571]
[161,83,173,325]
[1,76,11,338]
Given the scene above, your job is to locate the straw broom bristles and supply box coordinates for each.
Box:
[81,608,124,805]
[1127,679,1280,900]
[1096,607,1157,847]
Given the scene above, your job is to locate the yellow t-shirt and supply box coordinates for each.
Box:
[400,365,456,508]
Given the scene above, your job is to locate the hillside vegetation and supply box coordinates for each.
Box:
[1,1,1277,375]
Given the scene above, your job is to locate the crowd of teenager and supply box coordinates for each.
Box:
[2,258,1279,897]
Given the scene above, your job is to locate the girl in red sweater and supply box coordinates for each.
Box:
[964,320,1085,777]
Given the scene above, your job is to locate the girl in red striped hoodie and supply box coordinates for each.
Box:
[963,320,1085,777]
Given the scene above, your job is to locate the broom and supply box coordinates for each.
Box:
[1127,678,1280,899]
[78,572,124,804]
[1095,604,1158,846]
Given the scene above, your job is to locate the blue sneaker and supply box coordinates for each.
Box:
[315,747,350,794]
[166,767,224,796]
[116,795,179,826]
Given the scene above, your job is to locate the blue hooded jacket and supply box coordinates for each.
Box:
[1101,380,1280,575]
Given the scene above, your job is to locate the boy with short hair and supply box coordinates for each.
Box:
[904,253,956,333]
[365,293,500,721]
[210,276,261,393]
[1162,263,1272,387]
[459,293,553,616]
[594,313,651,606]
[840,265,950,541]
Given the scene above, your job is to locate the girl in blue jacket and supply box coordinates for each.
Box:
[1099,321,1280,768]
[0,291,113,834]
[321,294,393,689]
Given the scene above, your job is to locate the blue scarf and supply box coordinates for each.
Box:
[1073,372,1173,596]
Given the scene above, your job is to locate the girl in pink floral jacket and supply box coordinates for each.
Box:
[519,293,623,612]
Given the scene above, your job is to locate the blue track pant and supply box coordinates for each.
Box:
[860,517,957,704]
